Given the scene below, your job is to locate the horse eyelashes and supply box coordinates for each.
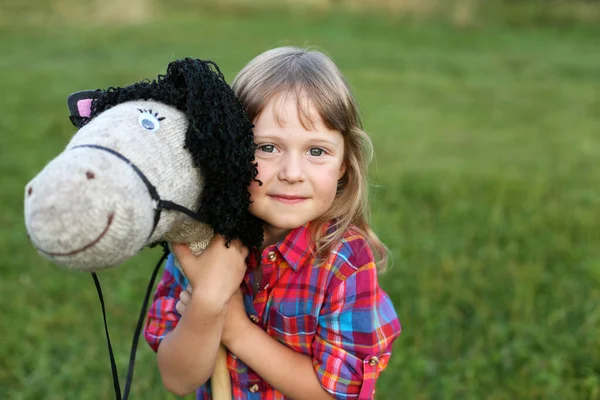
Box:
[137,108,166,121]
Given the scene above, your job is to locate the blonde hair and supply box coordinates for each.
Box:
[232,47,388,271]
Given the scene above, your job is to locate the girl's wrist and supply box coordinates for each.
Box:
[190,290,230,318]
[222,316,254,352]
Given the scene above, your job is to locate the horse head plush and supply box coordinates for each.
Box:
[25,58,262,267]
[23,58,262,399]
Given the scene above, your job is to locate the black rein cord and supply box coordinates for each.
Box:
[92,243,170,400]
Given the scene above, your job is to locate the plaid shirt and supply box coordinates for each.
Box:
[144,224,401,399]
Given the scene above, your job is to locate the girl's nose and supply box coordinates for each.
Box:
[277,153,305,183]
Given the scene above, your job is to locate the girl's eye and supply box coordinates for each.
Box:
[309,148,324,157]
[138,110,161,132]
[259,145,275,153]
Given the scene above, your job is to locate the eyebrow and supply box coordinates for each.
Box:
[309,138,341,148]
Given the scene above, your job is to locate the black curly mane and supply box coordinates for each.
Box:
[83,58,263,251]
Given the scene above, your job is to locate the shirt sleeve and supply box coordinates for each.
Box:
[312,249,402,399]
[143,253,189,352]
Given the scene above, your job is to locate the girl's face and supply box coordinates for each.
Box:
[248,93,346,245]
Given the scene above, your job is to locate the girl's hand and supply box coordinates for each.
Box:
[221,288,252,350]
[171,235,248,315]
[177,285,252,350]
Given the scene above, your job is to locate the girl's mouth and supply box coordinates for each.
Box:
[269,195,308,204]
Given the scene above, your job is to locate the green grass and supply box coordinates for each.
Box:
[1,7,600,400]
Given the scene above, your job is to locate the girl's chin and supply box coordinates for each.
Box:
[261,226,292,247]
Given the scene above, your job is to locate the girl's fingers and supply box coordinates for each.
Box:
[175,300,186,315]
[207,235,227,248]
[180,289,191,305]
[176,287,192,315]
[208,236,249,258]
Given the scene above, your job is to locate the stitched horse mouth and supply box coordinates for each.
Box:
[35,212,115,257]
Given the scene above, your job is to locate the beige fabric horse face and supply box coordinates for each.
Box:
[25,98,213,271]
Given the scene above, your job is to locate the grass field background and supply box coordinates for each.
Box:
[1,1,600,399]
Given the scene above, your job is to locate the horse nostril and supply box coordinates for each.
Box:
[27,187,33,196]
[86,171,95,180]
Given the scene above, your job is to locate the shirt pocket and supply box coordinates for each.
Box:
[266,307,317,354]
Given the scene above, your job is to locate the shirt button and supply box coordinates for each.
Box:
[267,251,277,262]
[249,314,260,324]
[368,356,380,367]
[249,383,259,393]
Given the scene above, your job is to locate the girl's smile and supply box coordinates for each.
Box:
[268,194,309,204]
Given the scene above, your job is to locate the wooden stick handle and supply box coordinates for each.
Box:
[211,344,231,400]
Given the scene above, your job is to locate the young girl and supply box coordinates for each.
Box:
[144,47,401,399]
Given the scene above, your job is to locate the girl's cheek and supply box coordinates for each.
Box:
[255,160,275,181]
[320,164,344,182]
[248,180,262,194]
[253,168,265,182]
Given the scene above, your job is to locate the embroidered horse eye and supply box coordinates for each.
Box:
[138,110,161,132]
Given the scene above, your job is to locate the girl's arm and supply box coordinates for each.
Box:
[308,260,401,399]
[156,294,226,395]
[145,254,215,395]
[223,292,334,400]
[145,237,248,396]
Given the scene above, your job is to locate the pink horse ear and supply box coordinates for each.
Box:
[76,99,92,117]
[67,90,98,128]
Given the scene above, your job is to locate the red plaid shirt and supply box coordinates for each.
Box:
[144,223,401,399]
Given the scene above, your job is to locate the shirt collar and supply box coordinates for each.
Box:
[270,223,315,271]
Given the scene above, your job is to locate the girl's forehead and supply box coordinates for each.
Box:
[262,91,324,131]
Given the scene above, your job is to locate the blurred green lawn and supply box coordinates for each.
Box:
[1,6,600,400]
